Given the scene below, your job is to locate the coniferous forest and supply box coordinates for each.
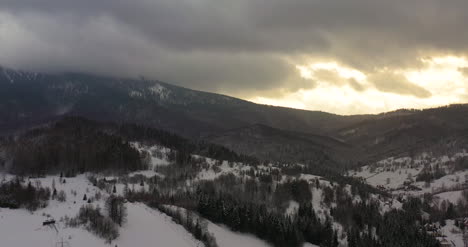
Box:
[2,117,468,246]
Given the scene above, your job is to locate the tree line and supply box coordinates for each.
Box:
[0,178,50,211]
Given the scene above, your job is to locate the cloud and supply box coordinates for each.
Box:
[348,79,366,92]
[1,0,468,112]
[368,71,432,98]
[459,67,468,77]
[313,69,347,86]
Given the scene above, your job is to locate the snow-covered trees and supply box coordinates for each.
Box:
[67,204,119,243]
[0,178,50,210]
[57,190,67,202]
[197,192,305,247]
[157,206,218,247]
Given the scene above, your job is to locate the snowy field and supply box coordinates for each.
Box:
[0,174,276,247]
[350,152,468,247]
[351,152,468,198]
[0,175,202,247]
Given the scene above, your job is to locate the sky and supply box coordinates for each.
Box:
[1,0,468,115]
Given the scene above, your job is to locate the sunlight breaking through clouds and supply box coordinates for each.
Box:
[2,0,468,114]
[251,56,468,115]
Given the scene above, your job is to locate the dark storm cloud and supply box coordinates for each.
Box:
[1,0,468,97]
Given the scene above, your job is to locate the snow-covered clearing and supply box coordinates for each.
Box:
[131,142,172,167]
[351,152,468,196]
[206,222,270,247]
[439,220,465,247]
[434,190,466,205]
[117,203,202,247]
[0,175,202,247]
[0,173,278,247]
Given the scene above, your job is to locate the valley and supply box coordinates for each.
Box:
[0,68,467,247]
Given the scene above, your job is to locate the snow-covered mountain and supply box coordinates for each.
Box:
[1,117,456,247]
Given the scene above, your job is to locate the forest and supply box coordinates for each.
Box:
[0,117,256,176]
[2,116,467,246]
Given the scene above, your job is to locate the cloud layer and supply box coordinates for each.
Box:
[1,0,468,113]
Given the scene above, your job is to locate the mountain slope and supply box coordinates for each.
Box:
[336,105,468,162]
[206,123,356,167]
[0,66,370,138]
[2,66,468,167]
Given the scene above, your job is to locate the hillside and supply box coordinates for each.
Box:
[0,174,274,247]
[206,124,355,167]
[2,116,452,247]
[1,67,468,246]
[3,67,468,169]
[0,66,368,138]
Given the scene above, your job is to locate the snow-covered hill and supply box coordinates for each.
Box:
[350,151,468,197]
[350,151,468,246]
[0,174,273,247]
[1,132,462,247]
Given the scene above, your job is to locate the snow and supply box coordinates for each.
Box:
[351,152,468,196]
[129,90,143,98]
[195,160,256,181]
[352,164,421,189]
[440,220,464,247]
[128,170,164,178]
[208,220,320,247]
[1,173,279,247]
[311,187,328,220]
[207,222,270,247]
[117,203,202,247]
[286,200,299,215]
[414,170,468,195]
[0,203,203,247]
[0,208,104,247]
[162,205,273,247]
[2,68,14,83]
[149,83,170,100]
[434,190,466,205]
[5,145,466,247]
[366,168,420,189]
[348,151,468,246]
[299,174,321,181]
[197,168,219,180]
[131,142,172,167]
[0,175,203,247]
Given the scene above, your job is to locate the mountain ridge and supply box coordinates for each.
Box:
[2,66,468,168]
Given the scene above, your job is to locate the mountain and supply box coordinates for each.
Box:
[2,66,468,168]
[1,67,467,246]
[0,66,370,138]
[0,116,257,175]
[0,116,448,247]
[206,123,356,167]
[336,105,468,161]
